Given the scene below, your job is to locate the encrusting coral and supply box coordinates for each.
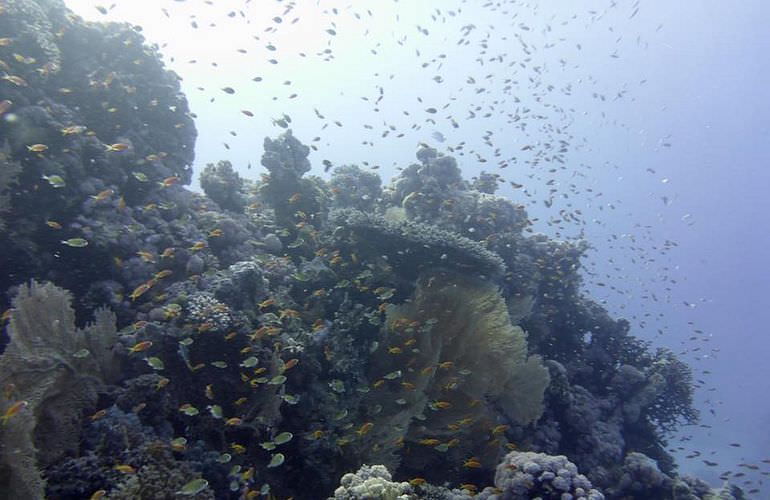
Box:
[0,280,117,500]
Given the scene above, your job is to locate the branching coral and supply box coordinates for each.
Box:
[0,280,118,500]
[644,348,698,432]
[354,271,549,473]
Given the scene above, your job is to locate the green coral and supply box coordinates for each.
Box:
[0,281,118,500]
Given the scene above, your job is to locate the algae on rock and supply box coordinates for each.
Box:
[0,281,118,500]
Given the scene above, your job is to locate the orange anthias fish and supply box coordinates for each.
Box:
[1,400,28,425]
[159,176,180,188]
[105,143,129,152]
[129,281,154,301]
[90,189,113,201]
[128,341,153,353]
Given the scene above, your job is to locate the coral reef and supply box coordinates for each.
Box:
[0,2,718,499]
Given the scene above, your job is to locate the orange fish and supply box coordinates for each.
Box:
[0,99,12,116]
[128,340,153,353]
[1,400,28,425]
[136,250,156,263]
[355,422,374,436]
[90,189,113,201]
[154,269,173,280]
[160,176,180,187]
[258,298,276,309]
[129,282,153,301]
[113,464,136,474]
[90,409,107,421]
[189,241,207,252]
[26,144,48,152]
[105,143,129,152]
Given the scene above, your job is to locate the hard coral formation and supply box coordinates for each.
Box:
[482,451,604,500]
[329,208,506,278]
[331,464,413,500]
[200,160,247,213]
[329,164,382,211]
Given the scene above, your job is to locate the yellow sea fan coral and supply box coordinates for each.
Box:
[0,281,118,500]
[355,270,550,471]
